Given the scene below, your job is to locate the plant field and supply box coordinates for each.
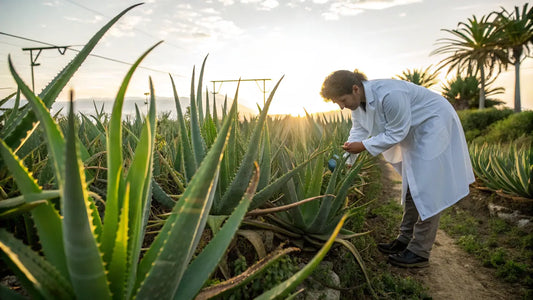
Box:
[1,3,532,300]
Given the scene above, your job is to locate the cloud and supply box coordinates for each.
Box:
[217,0,235,5]
[321,0,422,20]
[159,6,243,44]
[217,0,279,10]
[42,1,60,7]
[64,15,103,24]
[259,0,280,10]
[109,15,149,37]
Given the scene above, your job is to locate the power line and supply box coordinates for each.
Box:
[0,31,184,77]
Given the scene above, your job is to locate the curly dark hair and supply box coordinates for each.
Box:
[320,69,367,101]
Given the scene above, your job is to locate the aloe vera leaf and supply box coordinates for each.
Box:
[123,114,153,298]
[227,106,240,178]
[0,91,16,107]
[335,238,377,298]
[137,77,158,270]
[276,149,306,229]
[242,218,302,238]
[255,214,348,299]
[107,184,130,299]
[304,108,323,138]
[247,194,331,217]
[101,41,162,266]
[205,87,211,121]
[194,246,300,300]
[173,163,260,299]
[491,155,521,195]
[250,150,325,210]
[218,76,284,214]
[2,3,143,152]
[300,156,325,224]
[258,123,272,191]
[0,201,48,219]
[0,139,67,277]
[189,66,207,165]
[134,95,238,299]
[152,179,176,209]
[0,139,42,194]
[0,228,75,299]
[8,58,66,187]
[313,161,363,233]
[237,229,267,257]
[170,74,197,181]
[3,91,20,131]
[197,56,208,125]
[214,82,241,207]
[212,93,219,128]
[202,113,218,150]
[63,98,111,299]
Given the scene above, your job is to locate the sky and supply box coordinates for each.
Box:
[1,0,532,116]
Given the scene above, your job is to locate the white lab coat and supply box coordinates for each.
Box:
[347,79,475,220]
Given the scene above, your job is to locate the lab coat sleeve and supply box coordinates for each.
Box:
[345,112,370,165]
[347,113,369,142]
[362,91,411,156]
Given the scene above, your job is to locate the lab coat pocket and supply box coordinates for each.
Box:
[413,118,450,160]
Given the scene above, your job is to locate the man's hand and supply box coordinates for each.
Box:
[342,141,366,154]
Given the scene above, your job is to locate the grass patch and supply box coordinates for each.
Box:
[440,204,533,297]
[371,200,403,234]
[372,273,431,300]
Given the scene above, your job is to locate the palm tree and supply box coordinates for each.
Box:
[431,15,508,109]
[441,74,505,110]
[493,3,533,112]
[395,65,439,88]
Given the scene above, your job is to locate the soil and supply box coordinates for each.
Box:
[374,158,524,300]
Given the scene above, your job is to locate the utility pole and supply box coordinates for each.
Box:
[211,78,271,105]
[22,46,70,92]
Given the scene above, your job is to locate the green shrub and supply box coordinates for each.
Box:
[488,248,507,267]
[458,108,513,131]
[457,108,513,141]
[496,260,528,283]
[372,273,431,299]
[473,111,533,144]
[458,234,483,254]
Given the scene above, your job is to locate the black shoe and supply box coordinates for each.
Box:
[388,249,429,268]
[377,239,408,254]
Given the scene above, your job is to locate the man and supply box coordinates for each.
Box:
[321,70,475,268]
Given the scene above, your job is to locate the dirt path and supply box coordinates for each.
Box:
[379,159,517,300]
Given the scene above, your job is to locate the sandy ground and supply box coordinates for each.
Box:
[379,160,519,300]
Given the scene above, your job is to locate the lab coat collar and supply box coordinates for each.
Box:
[362,80,375,108]
[358,80,376,134]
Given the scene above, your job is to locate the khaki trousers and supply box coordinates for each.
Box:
[396,189,441,259]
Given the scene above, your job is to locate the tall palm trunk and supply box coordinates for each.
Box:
[479,65,486,109]
[513,47,523,112]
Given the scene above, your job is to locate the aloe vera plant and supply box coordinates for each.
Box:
[240,113,377,296]
[470,143,532,198]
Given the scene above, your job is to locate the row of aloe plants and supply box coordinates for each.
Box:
[470,142,532,199]
[0,3,375,299]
